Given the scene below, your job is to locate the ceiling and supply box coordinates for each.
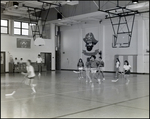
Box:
[1,1,149,26]
[1,1,79,20]
[48,1,149,26]
[48,11,108,26]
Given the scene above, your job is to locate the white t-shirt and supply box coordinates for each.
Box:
[36,57,42,63]
[14,60,18,65]
[116,61,120,68]
[123,65,131,70]
[26,65,35,77]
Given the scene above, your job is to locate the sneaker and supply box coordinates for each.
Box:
[86,80,88,83]
[112,79,119,82]
[102,78,105,81]
[89,80,92,83]
[126,79,130,85]
[91,83,94,87]
[38,73,41,76]
[97,79,101,84]
[32,84,37,87]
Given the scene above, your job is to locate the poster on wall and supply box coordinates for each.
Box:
[1,53,4,64]
[82,27,99,62]
[17,38,31,48]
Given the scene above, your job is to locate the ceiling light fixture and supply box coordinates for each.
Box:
[57,13,62,20]
[13,2,19,8]
[132,0,138,4]
[66,0,71,2]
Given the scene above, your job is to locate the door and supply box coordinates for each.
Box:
[56,51,61,70]
[1,52,5,73]
[41,52,51,71]
[45,53,51,71]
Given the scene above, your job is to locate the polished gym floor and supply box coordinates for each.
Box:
[1,71,149,118]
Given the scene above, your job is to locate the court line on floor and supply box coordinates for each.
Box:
[32,79,149,101]
[53,95,149,118]
[2,86,148,104]
[1,77,148,89]
[33,79,149,88]
[1,77,149,103]
[115,104,149,111]
[1,93,149,117]
[36,81,149,96]
[1,93,56,102]
[36,85,149,106]
[35,80,149,93]
[2,79,148,102]
[55,90,149,106]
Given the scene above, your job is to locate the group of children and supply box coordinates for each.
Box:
[77,55,105,85]
[77,56,131,85]
[113,58,131,84]
[15,55,131,95]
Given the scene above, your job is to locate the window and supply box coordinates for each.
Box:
[14,21,29,35]
[1,20,9,34]
[29,23,36,32]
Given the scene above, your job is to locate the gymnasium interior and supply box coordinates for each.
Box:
[1,0,149,118]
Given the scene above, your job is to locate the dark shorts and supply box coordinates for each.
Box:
[37,63,42,72]
[28,77,35,79]
[125,70,130,74]
[116,67,119,71]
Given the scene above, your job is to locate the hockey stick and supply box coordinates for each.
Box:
[73,71,80,73]
[5,76,26,97]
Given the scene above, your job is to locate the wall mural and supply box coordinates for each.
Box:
[82,27,99,63]
[83,32,98,51]
[17,38,31,48]
[82,27,99,56]
[82,32,99,56]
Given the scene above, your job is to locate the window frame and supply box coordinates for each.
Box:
[1,19,9,34]
[14,21,29,36]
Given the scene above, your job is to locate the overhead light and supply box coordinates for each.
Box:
[132,0,138,4]
[34,37,45,46]
[30,23,36,26]
[13,2,19,8]
[127,1,149,9]
[66,0,71,2]
[57,13,62,20]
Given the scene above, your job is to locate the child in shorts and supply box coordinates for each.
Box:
[85,57,92,83]
[77,58,84,79]
[21,60,36,94]
[123,60,131,84]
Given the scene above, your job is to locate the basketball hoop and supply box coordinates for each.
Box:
[34,37,45,46]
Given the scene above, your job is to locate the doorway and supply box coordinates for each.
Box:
[1,52,5,73]
[41,52,51,71]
